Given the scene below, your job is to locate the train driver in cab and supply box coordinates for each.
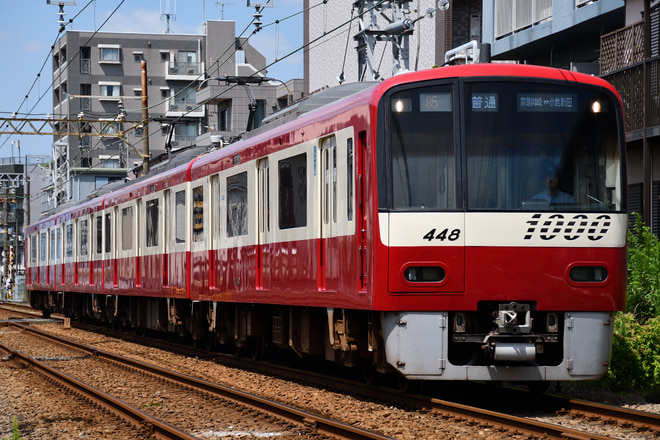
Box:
[532,160,576,205]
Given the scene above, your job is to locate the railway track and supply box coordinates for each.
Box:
[2,303,658,439]
[0,320,392,440]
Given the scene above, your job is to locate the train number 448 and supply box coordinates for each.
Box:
[423,228,461,242]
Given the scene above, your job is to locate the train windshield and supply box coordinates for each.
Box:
[381,79,624,212]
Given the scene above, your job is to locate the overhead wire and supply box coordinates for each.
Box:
[24,0,392,210]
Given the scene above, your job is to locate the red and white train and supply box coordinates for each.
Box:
[26,63,627,383]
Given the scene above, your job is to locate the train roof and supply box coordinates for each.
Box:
[246,81,378,138]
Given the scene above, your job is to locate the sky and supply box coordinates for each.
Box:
[0,0,304,159]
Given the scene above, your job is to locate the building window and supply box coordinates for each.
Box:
[494,0,553,39]
[80,46,91,74]
[100,155,120,168]
[80,84,91,111]
[133,51,144,62]
[99,82,121,99]
[173,123,198,147]
[96,177,109,189]
[99,45,121,63]
[218,107,230,131]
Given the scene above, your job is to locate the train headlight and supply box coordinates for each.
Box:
[404,266,445,282]
[569,266,608,283]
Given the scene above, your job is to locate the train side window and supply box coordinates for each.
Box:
[96,215,103,254]
[278,153,307,230]
[66,224,74,258]
[122,207,133,250]
[105,213,112,253]
[40,232,47,262]
[80,219,89,256]
[175,190,186,243]
[227,172,248,237]
[146,199,159,247]
[193,185,204,242]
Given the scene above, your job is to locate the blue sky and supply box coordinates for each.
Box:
[0,0,303,158]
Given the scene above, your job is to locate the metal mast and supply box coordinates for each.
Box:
[353,0,414,81]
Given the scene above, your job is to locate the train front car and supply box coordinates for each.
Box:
[373,65,627,382]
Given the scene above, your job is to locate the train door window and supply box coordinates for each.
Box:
[30,234,37,263]
[164,190,170,248]
[146,199,159,247]
[105,213,112,253]
[50,230,56,261]
[175,190,186,243]
[66,224,74,258]
[96,216,103,254]
[347,138,354,221]
[40,232,47,262]
[258,159,270,234]
[321,137,337,225]
[80,219,89,256]
[210,176,220,239]
[122,206,133,250]
[193,185,204,242]
[227,172,248,237]
[278,153,307,229]
[56,227,62,259]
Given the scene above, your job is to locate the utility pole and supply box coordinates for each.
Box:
[141,60,150,175]
[2,187,8,300]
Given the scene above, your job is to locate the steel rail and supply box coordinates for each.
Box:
[555,398,660,433]
[14,321,658,440]
[10,323,392,440]
[0,339,199,440]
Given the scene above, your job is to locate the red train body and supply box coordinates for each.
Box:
[27,64,627,382]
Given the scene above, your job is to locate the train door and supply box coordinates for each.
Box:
[209,176,219,290]
[257,158,270,290]
[320,135,337,292]
[136,198,142,287]
[113,207,118,287]
[163,190,170,288]
[357,131,368,291]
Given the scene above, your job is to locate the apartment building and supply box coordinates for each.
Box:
[49,20,302,213]
[483,0,624,72]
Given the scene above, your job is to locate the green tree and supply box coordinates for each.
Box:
[627,213,660,322]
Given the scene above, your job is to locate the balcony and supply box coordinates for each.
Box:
[165,61,204,81]
[600,16,660,137]
[166,96,205,118]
